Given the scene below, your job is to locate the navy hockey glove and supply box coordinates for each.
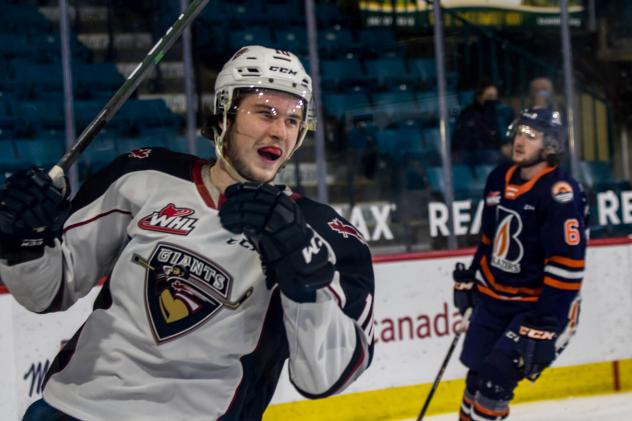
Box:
[452,262,477,315]
[516,314,558,379]
[0,168,70,264]
[219,183,334,302]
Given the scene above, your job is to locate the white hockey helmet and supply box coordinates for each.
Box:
[211,45,315,176]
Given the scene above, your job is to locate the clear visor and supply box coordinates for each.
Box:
[232,88,309,131]
[516,124,543,140]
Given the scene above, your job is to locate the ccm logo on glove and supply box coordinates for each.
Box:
[519,326,556,341]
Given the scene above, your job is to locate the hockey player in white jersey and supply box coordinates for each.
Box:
[0,45,375,420]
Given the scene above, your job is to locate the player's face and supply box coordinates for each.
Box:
[512,124,545,167]
[223,90,304,183]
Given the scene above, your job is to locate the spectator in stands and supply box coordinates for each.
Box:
[527,77,557,110]
[452,80,513,165]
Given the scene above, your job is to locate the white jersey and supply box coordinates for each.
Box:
[0,148,375,420]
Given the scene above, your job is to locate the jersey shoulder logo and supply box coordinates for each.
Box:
[486,191,501,206]
[491,205,524,274]
[138,243,233,343]
[328,218,367,244]
[552,181,574,203]
[138,203,197,235]
[129,148,152,159]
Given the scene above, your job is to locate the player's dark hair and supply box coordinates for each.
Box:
[200,89,251,140]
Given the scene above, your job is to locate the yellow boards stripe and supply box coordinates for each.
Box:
[263,359,632,421]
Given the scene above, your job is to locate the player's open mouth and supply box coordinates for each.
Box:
[257,146,282,162]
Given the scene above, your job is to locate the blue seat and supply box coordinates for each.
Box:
[75,99,116,132]
[357,28,397,51]
[16,100,65,131]
[579,160,630,192]
[365,57,416,88]
[0,34,32,59]
[0,4,51,34]
[160,135,215,160]
[409,58,458,89]
[274,27,308,55]
[14,63,63,92]
[372,90,420,125]
[266,3,303,25]
[476,164,496,181]
[228,27,272,52]
[0,140,25,171]
[453,164,483,196]
[425,164,481,199]
[79,131,119,174]
[320,58,367,90]
[230,2,267,25]
[458,90,475,108]
[316,3,345,27]
[322,91,371,120]
[317,28,356,55]
[15,137,65,168]
[74,63,125,93]
[115,99,181,130]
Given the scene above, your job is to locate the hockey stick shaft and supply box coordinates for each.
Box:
[48,0,210,184]
[417,307,472,421]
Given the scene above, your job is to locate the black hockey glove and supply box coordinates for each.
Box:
[0,168,70,264]
[452,262,477,315]
[219,183,334,302]
[515,313,558,379]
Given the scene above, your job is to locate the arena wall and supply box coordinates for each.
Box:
[1,239,631,419]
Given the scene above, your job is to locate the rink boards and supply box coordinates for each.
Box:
[0,239,631,419]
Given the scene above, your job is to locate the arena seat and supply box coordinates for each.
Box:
[228,27,272,53]
[365,57,416,88]
[372,90,420,126]
[274,26,308,55]
[320,58,367,90]
[15,137,65,169]
[322,91,371,121]
[317,27,356,56]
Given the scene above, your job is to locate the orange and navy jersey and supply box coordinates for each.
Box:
[471,163,588,324]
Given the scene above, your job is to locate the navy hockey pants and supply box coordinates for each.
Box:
[23,399,80,421]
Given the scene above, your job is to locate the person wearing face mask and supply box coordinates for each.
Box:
[0,45,375,420]
[527,77,557,110]
[452,80,514,166]
[451,108,588,420]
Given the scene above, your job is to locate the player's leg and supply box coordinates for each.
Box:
[459,303,511,421]
[459,369,479,421]
[470,350,522,420]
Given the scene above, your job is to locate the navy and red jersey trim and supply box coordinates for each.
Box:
[70,148,204,215]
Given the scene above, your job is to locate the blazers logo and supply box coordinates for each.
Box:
[141,243,233,343]
[491,205,524,274]
[138,203,198,235]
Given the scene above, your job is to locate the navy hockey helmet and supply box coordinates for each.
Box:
[507,107,566,164]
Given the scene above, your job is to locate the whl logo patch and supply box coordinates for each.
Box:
[138,203,198,235]
[328,218,366,244]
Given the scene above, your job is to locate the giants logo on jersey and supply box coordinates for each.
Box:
[491,205,524,273]
[143,243,233,343]
[138,203,198,235]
